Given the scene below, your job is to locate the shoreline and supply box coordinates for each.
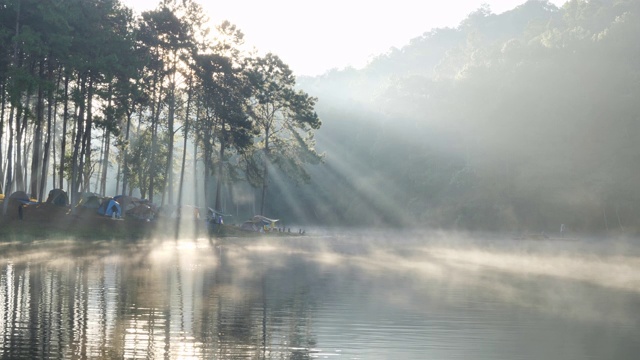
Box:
[0,201,301,241]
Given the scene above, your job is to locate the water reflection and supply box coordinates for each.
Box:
[1,233,640,359]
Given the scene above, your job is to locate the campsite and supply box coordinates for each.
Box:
[0,190,166,240]
[0,189,200,240]
[0,189,297,241]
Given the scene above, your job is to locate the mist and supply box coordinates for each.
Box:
[3,1,640,359]
[2,231,639,359]
[264,0,640,235]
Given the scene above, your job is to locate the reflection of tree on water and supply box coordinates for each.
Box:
[0,256,121,359]
[0,240,319,359]
[4,236,640,359]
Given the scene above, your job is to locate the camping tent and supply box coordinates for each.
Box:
[74,191,99,206]
[126,204,154,220]
[9,191,31,203]
[97,198,122,218]
[114,195,141,212]
[46,189,69,206]
[240,215,279,232]
[80,195,101,209]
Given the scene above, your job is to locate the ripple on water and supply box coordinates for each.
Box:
[1,235,640,359]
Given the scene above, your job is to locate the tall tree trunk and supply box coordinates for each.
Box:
[260,127,270,215]
[99,87,113,196]
[0,80,5,194]
[147,71,158,203]
[193,113,199,207]
[214,117,226,212]
[94,134,104,194]
[22,139,30,188]
[59,73,69,190]
[135,112,146,199]
[177,78,193,208]
[67,103,78,196]
[146,69,162,204]
[115,161,120,197]
[3,0,21,199]
[202,110,213,208]
[120,105,136,196]
[39,58,57,200]
[15,91,31,192]
[70,74,87,207]
[80,76,94,193]
[149,78,164,204]
[149,120,158,203]
[51,71,62,191]
[99,130,110,196]
[164,66,177,206]
[2,106,15,215]
[30,59,45,199]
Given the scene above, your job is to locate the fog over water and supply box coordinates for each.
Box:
[1,232,639,359]
[2,2,639,357]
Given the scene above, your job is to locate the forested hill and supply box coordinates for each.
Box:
[284,0,640,233]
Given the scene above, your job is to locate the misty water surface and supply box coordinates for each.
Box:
[1,231,639,359]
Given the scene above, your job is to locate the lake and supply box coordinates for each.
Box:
[1,230,639,359]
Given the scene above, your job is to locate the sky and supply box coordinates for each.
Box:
[124,0,568,77]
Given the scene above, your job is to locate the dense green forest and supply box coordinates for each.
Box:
[288,0,640,234]
[0,0,321,218]
[2,0,639,234]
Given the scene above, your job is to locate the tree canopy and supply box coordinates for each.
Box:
[0,0,322,220]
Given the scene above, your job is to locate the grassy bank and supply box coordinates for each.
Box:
[0,201,299,241]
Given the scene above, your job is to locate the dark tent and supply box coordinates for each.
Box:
[46,189,69,206]
[9,191,30,202]
[6,191,33,209]
[114,195,141,212]
[126,204,154,221]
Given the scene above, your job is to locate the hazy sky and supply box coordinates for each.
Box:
[125,0,567,76]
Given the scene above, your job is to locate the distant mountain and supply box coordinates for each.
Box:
[283,0,640,233]
[299,0,562,105]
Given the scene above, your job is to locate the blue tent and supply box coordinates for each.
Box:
[97,198,122,218]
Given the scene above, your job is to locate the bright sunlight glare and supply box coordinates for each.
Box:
[123,0,568,76]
